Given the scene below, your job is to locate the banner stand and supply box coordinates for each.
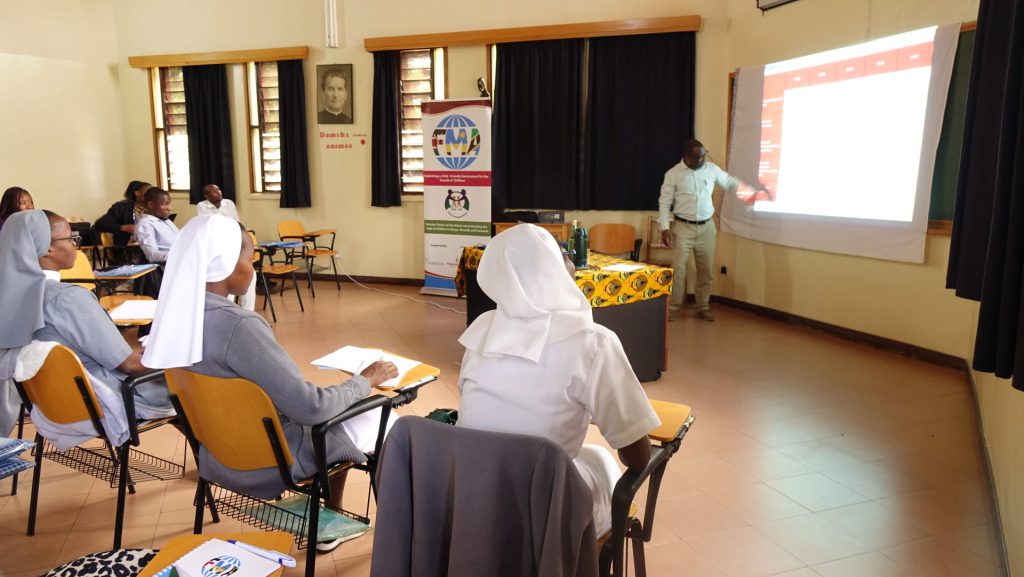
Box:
[420,98,493,297]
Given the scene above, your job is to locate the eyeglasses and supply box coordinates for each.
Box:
[53,234,82,248]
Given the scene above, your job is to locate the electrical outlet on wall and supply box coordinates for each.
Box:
[720,265,728,275]
[333,252,342,261]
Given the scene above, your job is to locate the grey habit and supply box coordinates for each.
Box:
[0,211,53,434]
[186,292,370,499]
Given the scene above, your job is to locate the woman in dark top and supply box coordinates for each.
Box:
[93,180,151,247]
[0,186,34,231]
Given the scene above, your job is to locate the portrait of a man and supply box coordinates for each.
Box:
[317,64,353,124]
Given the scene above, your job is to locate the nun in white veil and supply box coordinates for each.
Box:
[455,223,661,536]
[143,215,397,545]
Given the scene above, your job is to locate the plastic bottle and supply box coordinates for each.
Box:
[573,222,588,269]
[568,219,578,261]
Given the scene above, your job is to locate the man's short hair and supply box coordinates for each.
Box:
[144,187,169,204]
[683,139,704,157]
[202,184,219,196]
[321,69,347,91]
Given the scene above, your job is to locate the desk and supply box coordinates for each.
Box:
[493,222,572,242]
[455,247,672,381]
[61,264,158,297]
[139,531,292,577]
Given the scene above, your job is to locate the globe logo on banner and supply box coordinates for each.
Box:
[201,556,241,577]
[431,114,481,170]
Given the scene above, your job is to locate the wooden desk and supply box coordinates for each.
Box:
[304,229,337,238]
[139,531,293,577]
[62,265,157,298]
[647,400,693,443]
[493,222,572,242]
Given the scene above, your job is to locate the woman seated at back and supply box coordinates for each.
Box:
[0,210,174,419]
[0,186,34,231]
[456,224,660,536]
[94,180,150,249]
[142,214,397,551]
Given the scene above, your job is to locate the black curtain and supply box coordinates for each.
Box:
[492,39,584,212]
[946,0,1024,389]
[584,33,695,210]
[183,65,235,204]
[371,51,403,207]
[277,60,312,208]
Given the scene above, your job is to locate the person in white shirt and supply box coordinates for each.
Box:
[196,184,239,220]
[658,139,766,321]
[195,183,255,311]
[456,223,661,537]
[135,187,179,264]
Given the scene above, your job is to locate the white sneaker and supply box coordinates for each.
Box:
[315,526,370,553]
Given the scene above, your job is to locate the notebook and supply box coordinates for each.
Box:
[151,539,280,577]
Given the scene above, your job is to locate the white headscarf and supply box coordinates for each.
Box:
[0,211,52,349]
[458,223,593,363]
[142,214,242,369]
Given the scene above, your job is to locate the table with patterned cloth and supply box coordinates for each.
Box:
[456,246,672,381]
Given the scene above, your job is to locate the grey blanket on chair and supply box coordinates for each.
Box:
[371,417,598,577]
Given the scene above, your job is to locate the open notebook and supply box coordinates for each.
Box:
[311,346,429,390]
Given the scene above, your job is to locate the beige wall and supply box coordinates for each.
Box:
[0,0,126,222]
[6,0,1023,572]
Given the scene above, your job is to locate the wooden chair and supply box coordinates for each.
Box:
[165,369,401,577]
[590,223,642,261]
[278,220,340,296]
[14,345,183,549]
[253,234,304,323]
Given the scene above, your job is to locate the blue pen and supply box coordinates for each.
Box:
[227,540,297,568]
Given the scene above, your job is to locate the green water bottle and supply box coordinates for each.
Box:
[573,222,588,269]
[568,219,578,261]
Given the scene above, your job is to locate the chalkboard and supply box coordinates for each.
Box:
[929,29,975,222]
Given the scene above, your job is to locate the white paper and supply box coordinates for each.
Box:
[601,263,644,272]
[107,300,159,320]
[311,345,421,389]
[174,538,279,577]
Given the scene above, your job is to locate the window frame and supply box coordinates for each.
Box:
[399,47,448,197]
[245,61,283,196]
[149,66,191,193]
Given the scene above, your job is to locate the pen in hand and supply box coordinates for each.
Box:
[227,540,296,567]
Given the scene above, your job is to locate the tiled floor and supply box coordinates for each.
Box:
[0,284,1007,577]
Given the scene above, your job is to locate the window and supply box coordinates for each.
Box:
[399,48,446,195]
[246,62,282,193]
[151,66,191,191]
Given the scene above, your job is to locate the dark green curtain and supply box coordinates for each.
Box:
[371,51,403,207]
[277,60,312,208]
[946,0,1024,389]
[183,65,235,204]
[584,32,696,210]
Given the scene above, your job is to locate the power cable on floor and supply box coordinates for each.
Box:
[334,262,467,315]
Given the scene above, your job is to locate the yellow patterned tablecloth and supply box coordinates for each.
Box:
[455,246,673,308]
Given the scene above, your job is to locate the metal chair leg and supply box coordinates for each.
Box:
[306,258,317,298]
[291,271,305,312]
[206,485,220,523]
[114,443,130,549]
[194,477,207,534]
[305,483,321,577]
[261,272,278,323]
[27,433,44,536]
[331,256,340,290]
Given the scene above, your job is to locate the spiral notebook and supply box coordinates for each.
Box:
[151,538,279,577]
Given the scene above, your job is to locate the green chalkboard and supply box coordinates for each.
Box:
[929,29,975,222]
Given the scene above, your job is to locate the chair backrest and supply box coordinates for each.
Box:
[278,220,304,240]
[165,369,293,471]
[247,231,260,264]
[20,345,104,424]
[63,251,96,280]
[100,232,115,247]
[589,224,637,255]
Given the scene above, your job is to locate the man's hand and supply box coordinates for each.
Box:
[736,182,772,205]
[360,360,399,387]
[660,229,674,248]
[120,224,136,234]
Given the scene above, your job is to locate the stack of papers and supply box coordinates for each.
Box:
[107,300,158,321]
[0,439,35,481]
[601,263,645,272]
[311,346,420,390]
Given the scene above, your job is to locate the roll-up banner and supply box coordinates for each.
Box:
[420,98,493,296]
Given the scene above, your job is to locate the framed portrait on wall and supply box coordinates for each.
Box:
[316,64,353,124]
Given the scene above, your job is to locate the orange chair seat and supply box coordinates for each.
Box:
[263,264,300,275]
